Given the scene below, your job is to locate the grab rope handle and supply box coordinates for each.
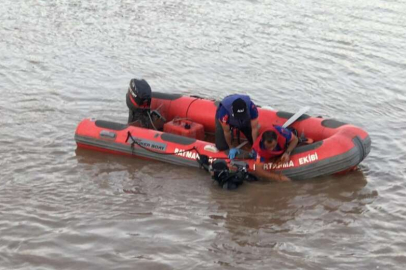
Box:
[147,111,158,131]
[125,131,232,161]
[185,97,200,118]
[126,131,199,156]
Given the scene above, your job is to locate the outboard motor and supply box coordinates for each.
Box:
[126,79,165,129]
[126,79,152,127]
[127,78,152,108]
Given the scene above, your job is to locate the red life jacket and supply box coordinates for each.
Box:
[252,126,287,159]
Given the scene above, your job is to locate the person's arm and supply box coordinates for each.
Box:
[251,118,259,143]
[249,102,260,143]
[281,134,299,163]
[254,163,290,182]
[220,122,233,149]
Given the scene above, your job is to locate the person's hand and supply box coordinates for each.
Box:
[228,148,240,159]
[248,150,255,159]
[281,151,291,163]
[279,174,291,182]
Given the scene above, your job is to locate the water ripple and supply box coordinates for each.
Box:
[1,0,406,269]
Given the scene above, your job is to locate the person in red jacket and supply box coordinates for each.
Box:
[251,125,299,181]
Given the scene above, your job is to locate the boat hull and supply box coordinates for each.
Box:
[75,93,371,180]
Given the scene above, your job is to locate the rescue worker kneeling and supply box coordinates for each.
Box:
[126,78,164,130]
[252,125,299,182]
[215,94,260,159]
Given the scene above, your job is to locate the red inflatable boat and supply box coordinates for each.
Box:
[75,93,371,180]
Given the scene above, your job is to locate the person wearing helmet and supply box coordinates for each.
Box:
[215,94,260,159]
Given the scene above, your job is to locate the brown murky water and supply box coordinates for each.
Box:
[1,0,406,269]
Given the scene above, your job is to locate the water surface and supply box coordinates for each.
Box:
[1,0,406,269]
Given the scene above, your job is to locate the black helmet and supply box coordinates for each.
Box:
[128,79,152,106]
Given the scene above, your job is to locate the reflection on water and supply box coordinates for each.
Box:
[76,146,379,268]
[205,171,379,268]
[200,170,378,268]
[76,147,376,238]
[211,170,373,233]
